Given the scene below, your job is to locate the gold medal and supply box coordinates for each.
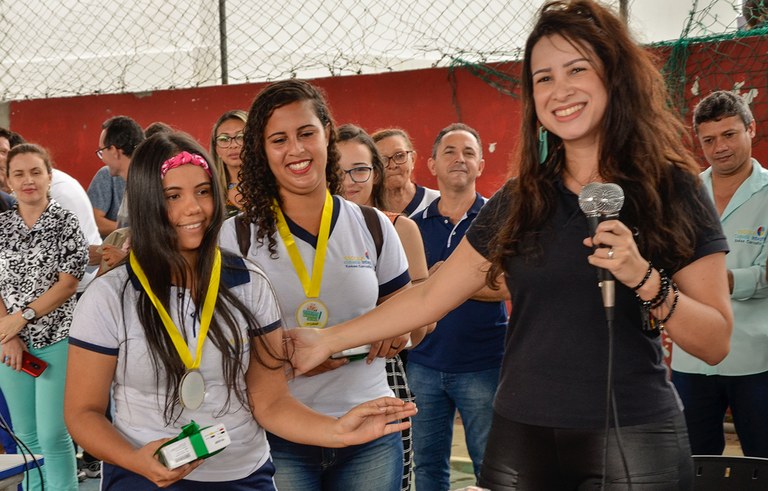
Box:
[275,191,334,328]
[296,299,329,328]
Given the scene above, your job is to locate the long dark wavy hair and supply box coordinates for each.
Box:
[240,79,342,256]
[486,0,716,285]
[337,123,389,210]
[125,131,282,423]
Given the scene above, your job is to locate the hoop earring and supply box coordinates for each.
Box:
[538,126,549,165]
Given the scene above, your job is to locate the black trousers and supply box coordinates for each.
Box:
[479,411,693,490]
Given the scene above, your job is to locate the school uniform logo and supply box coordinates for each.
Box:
[733,225,767,245]
[343,250,374,269]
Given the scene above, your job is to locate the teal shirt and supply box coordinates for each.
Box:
[672,159,768,375]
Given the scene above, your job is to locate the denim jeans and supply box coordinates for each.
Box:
[0,340,77,490]
[407,362,499,491]
[479,410,693,490]
[266,431,403,491]
[672,370,768,457]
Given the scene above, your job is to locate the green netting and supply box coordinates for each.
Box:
[657,23,768,149]
[446,1,767,152]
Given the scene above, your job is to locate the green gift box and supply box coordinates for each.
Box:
[155,420,231,469]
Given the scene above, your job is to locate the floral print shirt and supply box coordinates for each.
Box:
[0,199,88,348]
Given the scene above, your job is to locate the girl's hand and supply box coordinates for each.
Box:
[132,438,203,488]
[366,334,410,363]
[334,397,417,446]
[286,328,334,375]
[101,244,129,269]
[1,336,26,371]
[583,219,650,288]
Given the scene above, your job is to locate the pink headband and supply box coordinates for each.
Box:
[160,151,212,178]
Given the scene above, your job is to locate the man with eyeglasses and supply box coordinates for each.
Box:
[87,116,144,237]
[372,128,440,218]
[408,124,508,491]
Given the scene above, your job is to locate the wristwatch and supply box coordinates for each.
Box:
[21,306,37,322]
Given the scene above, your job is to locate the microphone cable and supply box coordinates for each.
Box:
[600,317,632,490]
[0,409,45,491]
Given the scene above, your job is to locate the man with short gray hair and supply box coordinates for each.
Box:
[409,123,508,490]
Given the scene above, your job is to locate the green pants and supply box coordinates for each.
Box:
[0,339,77,491]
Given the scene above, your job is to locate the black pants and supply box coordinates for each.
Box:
[479,411,693,490]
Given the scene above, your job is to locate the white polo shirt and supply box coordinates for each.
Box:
[220,196,410,417]
[69,256,281,482]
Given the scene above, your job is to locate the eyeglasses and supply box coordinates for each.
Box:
[215,133,245,148]
[381,150,413,168]
[341,166,374,183]
[95,146,110,160]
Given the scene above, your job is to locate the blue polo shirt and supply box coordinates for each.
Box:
[410,193,507,373]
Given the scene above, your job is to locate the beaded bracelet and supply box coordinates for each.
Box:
[637,269,672,335]
[637,269,670,310]
[650,276,671,310]
[654,280,680,329]
[631,261,653,291]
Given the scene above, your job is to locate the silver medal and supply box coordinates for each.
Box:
[179,370,205,410]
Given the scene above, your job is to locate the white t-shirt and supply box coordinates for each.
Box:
[69,256,281,482]
[51,169,102,292]
[406,184,441,219]
[220,196,410,417]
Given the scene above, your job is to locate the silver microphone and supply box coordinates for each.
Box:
[578,182,625,218]
[578,182,625,320]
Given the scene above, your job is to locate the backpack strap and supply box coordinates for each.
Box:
[235,214,251,258]
[359,205,383,258]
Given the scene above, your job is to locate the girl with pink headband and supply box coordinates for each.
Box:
[65,131,415,489]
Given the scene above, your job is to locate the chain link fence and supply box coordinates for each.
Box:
[1,1,763,112]
[0,0,544,101]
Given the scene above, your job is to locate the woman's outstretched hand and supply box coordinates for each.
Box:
[333,397,417,447]
[285,327,334,375]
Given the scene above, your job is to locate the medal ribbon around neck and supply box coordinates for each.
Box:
[129,248,221,370]
[274,190,333,298]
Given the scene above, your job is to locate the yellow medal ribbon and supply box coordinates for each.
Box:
[129,248,221,369]
[274,190,333,298]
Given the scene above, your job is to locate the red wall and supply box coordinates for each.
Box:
[7,66,521,198]
[7,35,766,195]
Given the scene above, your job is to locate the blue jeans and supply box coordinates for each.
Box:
[0,340,77,490]
[266,431,402,491]
[479,410,693,490]
[407,362,499,491]
[672,370,768,457]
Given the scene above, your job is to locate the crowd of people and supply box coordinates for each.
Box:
[0,1,764,490]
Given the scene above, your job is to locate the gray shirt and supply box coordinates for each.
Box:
[87,166,125,223]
